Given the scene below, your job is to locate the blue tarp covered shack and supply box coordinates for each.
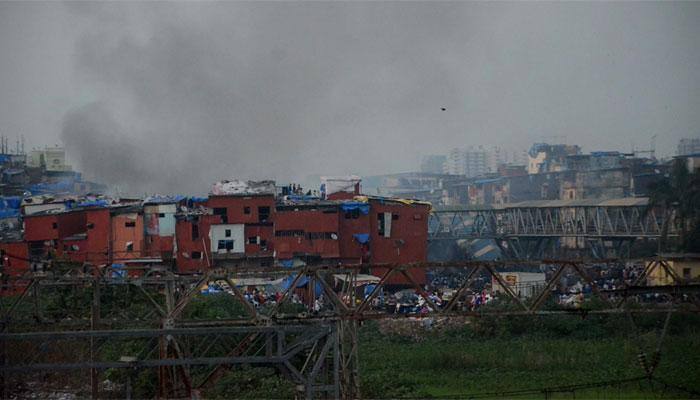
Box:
[281,274,323,297]
[340,202,370,215]
[0,196,21,219]
[29,180,74,195]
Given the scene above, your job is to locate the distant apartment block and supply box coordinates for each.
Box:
[420,155,447,174]
[677,138,700,156]
[527,143,581,174]
[27,145,73,172]
[445,146,489,177]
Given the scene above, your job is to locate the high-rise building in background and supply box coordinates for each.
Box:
[445,146,489,177]
[509,149,529,166]
[444,148,464,175]
[677,138,700,156]
[487,146,508,172]
[464,146,489,177]
[422,146,530,177]
[420,155,447,174]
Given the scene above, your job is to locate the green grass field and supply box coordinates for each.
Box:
[5,288,700,399]
[358,316,700,399]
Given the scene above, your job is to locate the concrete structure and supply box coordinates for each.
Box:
[206,192,276,260]
[491,271,546,298]
[209,224,245,255]
[368,197,430,285]
[445,146,489,177]
[677,138,700,156]
[27,146,73,172]
[110,208,144,262]
[1,179,431,287]
[647,254,700,286]
[527,143,581,174]
[420,155,447,174]
[674,154,700,172]
[174,213,220,273]
[320,176,362,200]
[143,202,177,259]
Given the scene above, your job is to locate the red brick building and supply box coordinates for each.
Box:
[206,194,275,262]
[274,203,341,261]
[367,198,430,285]
[174,213,220,274]
[143,202,177,260]
[0,240,30,295]
[110,207,145,263]
[1,180,432,291]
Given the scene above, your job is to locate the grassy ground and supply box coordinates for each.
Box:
[359,316,700,399]
[5,289,700,399]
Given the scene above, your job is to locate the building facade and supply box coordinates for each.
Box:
[0,180,431,293]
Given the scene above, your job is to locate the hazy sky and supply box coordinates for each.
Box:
[0,1,699,194]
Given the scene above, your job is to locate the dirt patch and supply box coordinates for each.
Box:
[377,317,470,341]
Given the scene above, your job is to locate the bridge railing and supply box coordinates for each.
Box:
[429,204,679,239]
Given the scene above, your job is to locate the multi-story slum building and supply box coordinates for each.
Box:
[0,178,431,292]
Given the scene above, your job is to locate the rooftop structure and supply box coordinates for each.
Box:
[527,143,581,174]
[27,145,72,172]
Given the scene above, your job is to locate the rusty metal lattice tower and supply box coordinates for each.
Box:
[1,258,698,399]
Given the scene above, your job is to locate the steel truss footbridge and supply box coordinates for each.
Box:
[429,197,679,259]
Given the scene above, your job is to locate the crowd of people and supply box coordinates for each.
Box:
[210,262,667,315]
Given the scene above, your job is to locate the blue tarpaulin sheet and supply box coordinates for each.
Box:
[110,264,127,279]
[280,259,294,268]
[353,233,370,244]
[281,274,322,296]
[286,195,320,202]
[364,284,382,299]
[0,197,21,210]
[202,284,223,295]
[29,180,75,195]
[186,197,208,208]
[77,200,110,208]
[340,202,370,215]
[0,197,21,218]
[0,209,19,219]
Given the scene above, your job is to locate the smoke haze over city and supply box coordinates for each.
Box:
[1,1,699,194]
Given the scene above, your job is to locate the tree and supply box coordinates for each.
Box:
[647,158,700,252]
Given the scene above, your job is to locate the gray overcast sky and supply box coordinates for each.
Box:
[0,1,699,194]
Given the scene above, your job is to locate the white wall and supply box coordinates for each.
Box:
[209,224,245,254]
[144,204,177,236]
[23,203,67,216]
